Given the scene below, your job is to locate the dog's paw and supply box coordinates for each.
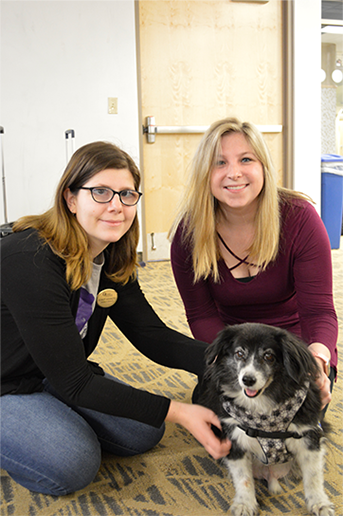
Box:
[309,502,335,516]
[230,502,259,516]
[268,477,283,494]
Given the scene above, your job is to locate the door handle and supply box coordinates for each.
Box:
[143,116,282,143]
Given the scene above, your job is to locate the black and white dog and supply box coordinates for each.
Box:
[199,323,334,516]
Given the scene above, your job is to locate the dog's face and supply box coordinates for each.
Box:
[229,337,280,399]
[203,323,319,408]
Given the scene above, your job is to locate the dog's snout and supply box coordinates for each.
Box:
[242,374,256,387]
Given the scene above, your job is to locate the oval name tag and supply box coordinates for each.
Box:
[97,289,118,308]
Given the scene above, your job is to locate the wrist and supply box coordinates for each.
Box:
[308,344,330,376]
[165,400,184,424]
[311,351,330,376]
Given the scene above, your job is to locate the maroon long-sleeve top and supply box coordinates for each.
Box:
[171,199,338,372]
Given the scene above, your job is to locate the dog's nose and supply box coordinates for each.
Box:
[242,375,256,387]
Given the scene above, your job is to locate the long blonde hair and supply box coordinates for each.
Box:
[14,142,141,290]
[169,117,310,282]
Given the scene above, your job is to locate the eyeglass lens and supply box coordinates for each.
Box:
[91,187,140,205]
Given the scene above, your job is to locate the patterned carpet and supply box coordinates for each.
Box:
[1,242,342,516]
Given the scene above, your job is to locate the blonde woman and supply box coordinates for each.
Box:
[169,118,338,409]
[1,142,231,496]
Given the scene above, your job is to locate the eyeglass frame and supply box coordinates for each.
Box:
[77,186,142,206]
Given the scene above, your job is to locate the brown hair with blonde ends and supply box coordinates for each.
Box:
[14,142,141,290]
[169,117,310,283]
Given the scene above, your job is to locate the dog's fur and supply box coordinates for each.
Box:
[199,323,334,516]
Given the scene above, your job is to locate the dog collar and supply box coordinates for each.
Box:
[222,385,309,465]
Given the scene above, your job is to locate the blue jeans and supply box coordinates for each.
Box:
[0,374,165,495]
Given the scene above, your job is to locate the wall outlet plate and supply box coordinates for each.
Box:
[108,97,118,114]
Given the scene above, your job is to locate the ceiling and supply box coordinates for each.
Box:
[322,0,343,54]
[322,0,343,20]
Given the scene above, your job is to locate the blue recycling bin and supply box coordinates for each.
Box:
[321,154,343,249]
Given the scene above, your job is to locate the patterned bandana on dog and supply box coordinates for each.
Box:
[222,385,309,465]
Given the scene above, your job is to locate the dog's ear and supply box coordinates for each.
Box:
[205,341,220,366]
[279,331,319,384]
[205,326,237,366]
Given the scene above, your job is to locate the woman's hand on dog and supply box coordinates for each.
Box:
[315,368,332,409]
[166,400,232,459]
[308,343,332,409]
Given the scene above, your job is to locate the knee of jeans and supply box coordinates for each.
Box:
[55,440,102,495]
[6,441,102,497]
[40,438,102,496]
[128,421,166,456]
[146,422,165,451]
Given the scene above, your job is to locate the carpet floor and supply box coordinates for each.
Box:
[1,242,342,516]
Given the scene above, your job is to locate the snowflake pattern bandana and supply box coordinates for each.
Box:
[222,385,309,465]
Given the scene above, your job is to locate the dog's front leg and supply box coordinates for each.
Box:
[292,444,335,516]
[223,454,259,516]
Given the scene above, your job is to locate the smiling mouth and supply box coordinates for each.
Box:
[244,388,261,398]
[101,220,123,226]
[224,185,247,191]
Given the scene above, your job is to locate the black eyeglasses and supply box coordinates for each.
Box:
[78,187,142,206]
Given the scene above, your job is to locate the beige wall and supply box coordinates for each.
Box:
[137,0,283,257]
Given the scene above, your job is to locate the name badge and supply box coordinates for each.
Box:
[97,289,118,308]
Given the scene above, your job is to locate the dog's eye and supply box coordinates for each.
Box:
[235,349,245,361]
[263,352,275,363]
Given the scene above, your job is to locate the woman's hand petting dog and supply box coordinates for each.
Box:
[308,342,332,409]
[314,367,332,409]
[166,400,232,459]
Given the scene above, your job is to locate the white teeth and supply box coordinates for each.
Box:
[225,185,246,190]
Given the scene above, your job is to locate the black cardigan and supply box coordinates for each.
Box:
[1,229,207,428]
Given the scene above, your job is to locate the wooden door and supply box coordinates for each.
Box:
[137,0,283,260]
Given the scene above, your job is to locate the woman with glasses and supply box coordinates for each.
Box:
[1,141,231,496]
[169,118,338,410]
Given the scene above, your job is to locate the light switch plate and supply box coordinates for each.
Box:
[108,97,118,114]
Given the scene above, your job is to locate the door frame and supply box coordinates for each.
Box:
[282,0,322,210]
[135,0,147,262]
